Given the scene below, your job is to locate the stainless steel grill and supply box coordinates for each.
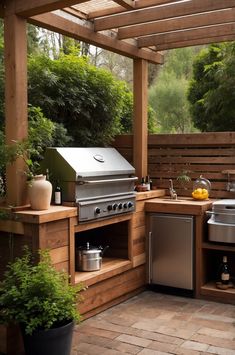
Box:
[43,147,137,222]
[207,199,235,244]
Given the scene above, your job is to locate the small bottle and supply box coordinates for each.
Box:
[54,181,62,205]
[46,169,50,181]
[145,175,151,191]
[150,177,153,190]
[141,177,146,186]
[220,256,230,285]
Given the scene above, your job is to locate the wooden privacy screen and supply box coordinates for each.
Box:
[113,132,235,199]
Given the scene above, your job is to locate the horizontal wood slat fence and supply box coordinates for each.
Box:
[113,132,235,199]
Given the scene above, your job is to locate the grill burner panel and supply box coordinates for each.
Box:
[208,199,235,244]
[43,147,137,222]
[78,194,135,222]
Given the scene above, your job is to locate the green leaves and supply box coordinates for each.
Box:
[188,43,235,132]
[148,47,200,133]
[28,52,134,146]
[0,248,83,335]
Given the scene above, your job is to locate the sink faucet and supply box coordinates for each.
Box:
[169,179,177,200]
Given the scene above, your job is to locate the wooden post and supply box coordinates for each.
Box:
[133,59,148,181]
[4,8,28,206]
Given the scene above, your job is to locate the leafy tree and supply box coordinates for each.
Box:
[0,106,71,194]
[27,25,40,55]
[0,21,4,64]
[149,72,193,133]
[93,50,133,86]
[149,47,199,133]
[188,42,235,131]
[28,52,130,145]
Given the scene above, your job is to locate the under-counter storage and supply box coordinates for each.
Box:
[73,215,132,286]
[200,244,235,303]
[148,213,195,293]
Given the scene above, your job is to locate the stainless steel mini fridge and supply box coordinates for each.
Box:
[148,213,194,290]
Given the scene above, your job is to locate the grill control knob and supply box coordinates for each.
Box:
[107,204,112,211]
[123,202,128,209]
[128,201,134,208]
[95,207,101,214]
[118,203,123,210]
[112,203,118,210]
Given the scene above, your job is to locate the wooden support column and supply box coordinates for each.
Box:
[133,58,148,181]
[4,8,28,206]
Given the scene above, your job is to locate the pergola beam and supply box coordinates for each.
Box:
[14,0,90,17]
[118,8,235,39]
[154,34,235,51]
[30,12,164,64]
[87,0,179,19]
[138,22,235,47]
[94,0,235,31]
[113,0,134,10]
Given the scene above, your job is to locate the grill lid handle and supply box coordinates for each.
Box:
[77,177,138,184]
[93,154,105,163]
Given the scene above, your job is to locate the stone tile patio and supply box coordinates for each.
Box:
[72,291,235,355]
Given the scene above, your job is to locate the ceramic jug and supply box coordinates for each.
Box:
[29,174,52,210]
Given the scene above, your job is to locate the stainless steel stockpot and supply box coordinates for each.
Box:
[76,242,109,271]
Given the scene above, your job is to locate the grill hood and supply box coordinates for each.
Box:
[43,147,135,180]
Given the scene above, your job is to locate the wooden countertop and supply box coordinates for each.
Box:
[14,205,77,224]
[135,189,166,201]
[145,197,214,215]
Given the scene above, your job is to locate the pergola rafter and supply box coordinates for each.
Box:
[138,23,235,48]
[2,0,234,53]
[29,11,164,64]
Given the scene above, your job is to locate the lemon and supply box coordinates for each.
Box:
[192,187,209,200]
[196,188,203,193]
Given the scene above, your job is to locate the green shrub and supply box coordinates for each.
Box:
[0,248,83,335]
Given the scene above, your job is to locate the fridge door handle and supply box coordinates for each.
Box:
[148,231,152,284]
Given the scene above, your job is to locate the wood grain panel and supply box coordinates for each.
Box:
[133,241,145,256]
[78,265,146,314]
[39,220,69,249]
[132,211,146,228]
[113,133,235,199]
[135,201,147,212]
[50,245,68,264]
[132,225,145,241]
[133,253,146,267]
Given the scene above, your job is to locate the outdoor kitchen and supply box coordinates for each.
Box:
[1,1,235,354]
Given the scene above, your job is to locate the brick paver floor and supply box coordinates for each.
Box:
[72,291,235,355]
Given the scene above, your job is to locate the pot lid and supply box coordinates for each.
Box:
[212,199,235,211]
[78,242,102,253]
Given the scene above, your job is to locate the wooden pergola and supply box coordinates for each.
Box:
[1,0,235,206]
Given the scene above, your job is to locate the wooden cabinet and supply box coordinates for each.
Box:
[145,197,235,304]
[145,197,213,299]
[72,190,165,316]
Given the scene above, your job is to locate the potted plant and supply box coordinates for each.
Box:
[0,138,53,210]
[177,169,192,190]
[0,248,84,355]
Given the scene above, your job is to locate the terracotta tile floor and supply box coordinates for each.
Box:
[72,291,235,355]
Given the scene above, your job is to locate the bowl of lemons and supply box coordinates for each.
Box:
[192,175,211,200]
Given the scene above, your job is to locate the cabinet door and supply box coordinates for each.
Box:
[149,214,194,290]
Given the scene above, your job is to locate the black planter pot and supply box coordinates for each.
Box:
[21,321,74,355]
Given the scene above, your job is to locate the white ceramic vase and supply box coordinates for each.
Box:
[29,175,52,210]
